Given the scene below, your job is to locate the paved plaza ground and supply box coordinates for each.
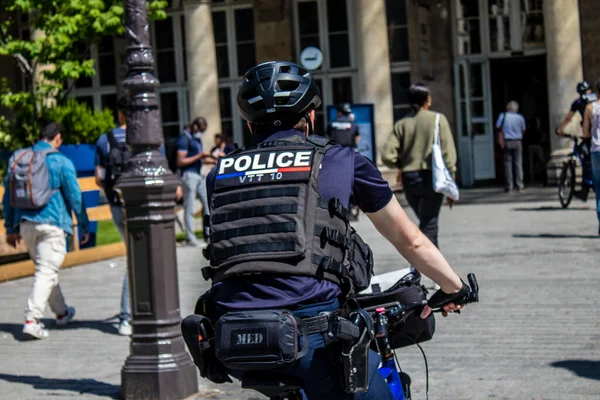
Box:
[0,188,599,399]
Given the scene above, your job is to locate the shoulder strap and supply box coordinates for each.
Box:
[433,114,441,145]
[107,131,120,149]
[306,134,332,148]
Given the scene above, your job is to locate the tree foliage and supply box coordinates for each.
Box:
[0,0,167,150]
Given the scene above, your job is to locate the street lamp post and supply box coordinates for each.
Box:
[119,0,198,399]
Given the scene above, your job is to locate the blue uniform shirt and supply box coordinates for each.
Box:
[206,129,394,310]
[2,141,89,235]
[177,129,204,173]
[496,112,526,141]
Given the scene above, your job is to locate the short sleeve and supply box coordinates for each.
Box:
[495,113,504,128]
[352,153,394,213]
[95,134,107,167]
[177,135,188,152]
[570,100,579,113]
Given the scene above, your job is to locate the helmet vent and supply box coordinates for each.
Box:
[277,80,300,91]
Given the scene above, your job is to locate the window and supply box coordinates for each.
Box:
[159,92,180,138]
[485,0,545,54]
[213,1,257,146]
[455,0,481,55]
[521,0,544,49]
[390,72,411,122]
[385,0,409,63]
[293,0,356,133]
[386,0,411,122]
[71,36,119,120]
[154,17,177,83]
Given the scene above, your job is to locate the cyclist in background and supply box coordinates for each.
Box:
[582,79,600,236]
[557,80,597,191]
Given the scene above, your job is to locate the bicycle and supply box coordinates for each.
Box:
[557,133,593,208]
[240,273,480,400]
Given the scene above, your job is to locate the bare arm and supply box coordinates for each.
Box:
[94,166,104,188]
[366,196,462,294]
[583,104,593,138]
[558,111,575,135]
[177,150,206,168]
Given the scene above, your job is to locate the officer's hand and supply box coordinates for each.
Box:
[557,128,565,136]
[420,302,464,319]
[447,198,455,209]
[6,233,20,249]
[80,233,91,245]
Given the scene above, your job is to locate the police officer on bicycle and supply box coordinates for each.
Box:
[327,103,360,148]
[183,61,470,399]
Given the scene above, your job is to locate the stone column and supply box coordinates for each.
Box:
[184,0,221,153]
[544,0,584,184]
[354,0,394,168]
[253,0,293,62]
[579,0,600,86]
[406,1,455,131]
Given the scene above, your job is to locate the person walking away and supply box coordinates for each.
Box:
[496,101,526,193]
[326,103,360,147]
[525,114,547,185]
[191,61,470,399]
[3,122,90,339]
[582,79,600,236]
[382,83,457,249]
[177,117,211,247]
[94,97,171,336]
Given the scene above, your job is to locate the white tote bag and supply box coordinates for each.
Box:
[432,114,460,201]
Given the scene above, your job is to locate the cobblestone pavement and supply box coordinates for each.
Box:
[1,191,599,399]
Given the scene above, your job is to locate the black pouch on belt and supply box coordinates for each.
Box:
[181,314,232,384]
[345,227,375,293]
[215,309,309,370]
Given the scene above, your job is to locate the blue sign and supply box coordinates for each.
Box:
[327,103,376,162]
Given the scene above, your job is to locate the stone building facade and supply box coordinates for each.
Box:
[1,0,598,186]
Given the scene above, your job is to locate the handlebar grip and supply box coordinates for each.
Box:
[467,273,479,303]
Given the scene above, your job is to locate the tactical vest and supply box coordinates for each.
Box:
[328,120,356,147]
[202,135,353,291]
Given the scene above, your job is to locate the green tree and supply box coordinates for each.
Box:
[0,0,167,149]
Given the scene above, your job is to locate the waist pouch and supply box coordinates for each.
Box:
[181,314,232,384]
[345,228,374,293]
[355,273,435,349]
[215,309,309,370]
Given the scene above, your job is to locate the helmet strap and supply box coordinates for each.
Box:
[305,112,314,136]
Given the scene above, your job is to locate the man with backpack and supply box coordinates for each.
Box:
[95,98,173,336]
[2,122,90,339]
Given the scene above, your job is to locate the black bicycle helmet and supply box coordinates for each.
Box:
[340,103,352,115]
[577,80,591,95]
[237,61,322,127]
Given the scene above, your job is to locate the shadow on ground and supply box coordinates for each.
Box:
[0,318,119,341]
[0,373,119,398]
[513,206,591,212]
[513,233,599,239]
[550,360,600,381]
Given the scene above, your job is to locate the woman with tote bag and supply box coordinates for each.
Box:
[382,83,458,248]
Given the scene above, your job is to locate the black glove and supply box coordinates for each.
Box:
[427,281,471,310]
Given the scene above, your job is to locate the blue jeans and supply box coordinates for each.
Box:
[222,299,393,400]
[591,152,600,223]
[110,205,130,322]
[181,170,210,243]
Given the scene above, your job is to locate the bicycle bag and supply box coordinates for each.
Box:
[356,271,435,349]
[215,309,309,370]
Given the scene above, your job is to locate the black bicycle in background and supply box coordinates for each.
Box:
[557,133,593,208]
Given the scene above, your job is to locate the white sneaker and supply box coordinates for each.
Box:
[23,319,49,339]
[119,320,132,336]
[56,306,76,327]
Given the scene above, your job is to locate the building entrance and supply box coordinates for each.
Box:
[490,55,550,186]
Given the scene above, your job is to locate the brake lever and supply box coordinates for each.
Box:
[431,273,479,314]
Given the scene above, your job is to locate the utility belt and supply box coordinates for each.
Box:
[181,301,374,393]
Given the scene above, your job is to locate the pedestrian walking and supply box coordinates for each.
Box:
[177,117,211,247]
[382,83,457,248]
[582,79,600,236]
[3,122,90,339]
[496,101,527,193]
[95,97,173,336]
